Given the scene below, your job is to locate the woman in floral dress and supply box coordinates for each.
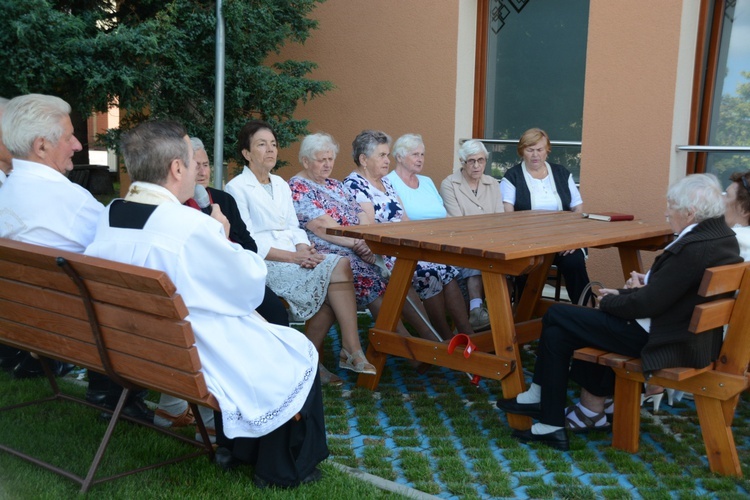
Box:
[344,130,476,339]
[289,132,440,343]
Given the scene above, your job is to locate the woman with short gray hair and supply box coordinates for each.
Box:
[439,139,503,329]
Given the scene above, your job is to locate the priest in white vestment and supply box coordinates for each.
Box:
[85,120,327,488]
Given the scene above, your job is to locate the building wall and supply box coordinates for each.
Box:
[580,0,699,284]
[274,0,465,182]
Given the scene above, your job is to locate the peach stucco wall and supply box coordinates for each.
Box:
[580,0,697,285]
[273,0,461,183]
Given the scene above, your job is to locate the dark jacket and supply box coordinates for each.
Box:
[600,217,741,372]
[503,162,573,211]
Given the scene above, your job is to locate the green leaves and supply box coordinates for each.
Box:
[0,0,331,166]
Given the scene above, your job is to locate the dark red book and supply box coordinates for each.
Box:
[585,212,635,222]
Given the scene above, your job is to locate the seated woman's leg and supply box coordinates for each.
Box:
[554,249,591,305]
[325,259,375,374]
[443,279,475,335]
[534,304,648,427]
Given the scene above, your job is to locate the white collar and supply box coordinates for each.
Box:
[125,181,181,205]
[11,158,69,181]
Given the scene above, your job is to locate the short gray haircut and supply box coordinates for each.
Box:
[351,130,391,167]
[190,137,206,153]
[0,97,9,110]
[299,132,339,163]
[392,133,424,162]
[458,139,489,163]
[667,173,725,222]
[121,120,190,185]
[1,94,71,158]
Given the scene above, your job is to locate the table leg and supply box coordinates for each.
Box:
[356,257,417,390]
[514,254,554,323]
[484,271,532,430]
[618,247,644,281]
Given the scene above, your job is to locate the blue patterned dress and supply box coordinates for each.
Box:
[289,175,387,307]
[343,171,459,300]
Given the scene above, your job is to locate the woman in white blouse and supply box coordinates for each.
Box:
[226,121,375,380]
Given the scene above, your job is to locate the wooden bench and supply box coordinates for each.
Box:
[573,261,750,477]
[0,238,219,492]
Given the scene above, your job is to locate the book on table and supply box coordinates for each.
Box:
[584,212,635,222]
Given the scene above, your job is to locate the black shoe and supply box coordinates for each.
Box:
[496,397,542,418]
[10,355,45,379]
[85,389,110,406]
[512,428,569,451]
[52,362,76,377]
[213,447,240,471]
[100,397,155,423]
[253,467,322,489]
[0,348,24,371]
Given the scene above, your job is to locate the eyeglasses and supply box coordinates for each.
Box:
[464,158,487,167]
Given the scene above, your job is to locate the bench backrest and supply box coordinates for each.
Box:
[0,238,217,409]
[690,261,750,377]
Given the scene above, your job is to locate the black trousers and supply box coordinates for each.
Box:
[553,249,591,305]
[532,304,649,426]
[214,372,329,487]
[257,286,289,327]
[513,249,592,306]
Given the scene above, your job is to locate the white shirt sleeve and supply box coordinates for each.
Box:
[499,177,516,206]
[568,174,583,208]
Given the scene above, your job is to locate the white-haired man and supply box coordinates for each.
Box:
[0,94,152,422]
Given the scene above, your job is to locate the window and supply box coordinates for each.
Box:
[474,0,590,180]
[689,0,750,184]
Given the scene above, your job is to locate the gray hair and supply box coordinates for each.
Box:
[121,120,190,185]
[0,97,9,110]
[299,132,339,163]
[351,130,391,167]
[458,139,489,163]
[1,94,71,158]
[667,173,725,222]
[190,137,206,153]
[392,133,424,162]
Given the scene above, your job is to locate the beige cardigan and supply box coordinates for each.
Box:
[440,171,504,216]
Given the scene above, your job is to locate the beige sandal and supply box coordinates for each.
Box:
[154,407,196,428]
[339,348,376,375]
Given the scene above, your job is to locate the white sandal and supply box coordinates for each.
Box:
[339,348,376,375]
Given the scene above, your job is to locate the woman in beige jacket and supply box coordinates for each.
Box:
[439,139,503,329]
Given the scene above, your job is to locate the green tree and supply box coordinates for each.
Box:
[708,71,750,179]
[0,0,331,168]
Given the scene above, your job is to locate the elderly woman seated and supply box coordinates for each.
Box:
[344,130,476,339]
[385,133,478,333]
[289,132,443,344]
[500,128,591,305]
[496,174,742,450]
[440,139,504,329]
[226,121,374,380]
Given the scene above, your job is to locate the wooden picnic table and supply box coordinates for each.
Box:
[328,210,673,429]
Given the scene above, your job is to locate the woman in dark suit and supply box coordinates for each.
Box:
[496,174,742,450]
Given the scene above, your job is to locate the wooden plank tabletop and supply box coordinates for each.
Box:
[328,211,673,261]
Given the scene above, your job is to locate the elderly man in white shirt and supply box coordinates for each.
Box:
[0,94,154,422]
[0,94,103,251]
